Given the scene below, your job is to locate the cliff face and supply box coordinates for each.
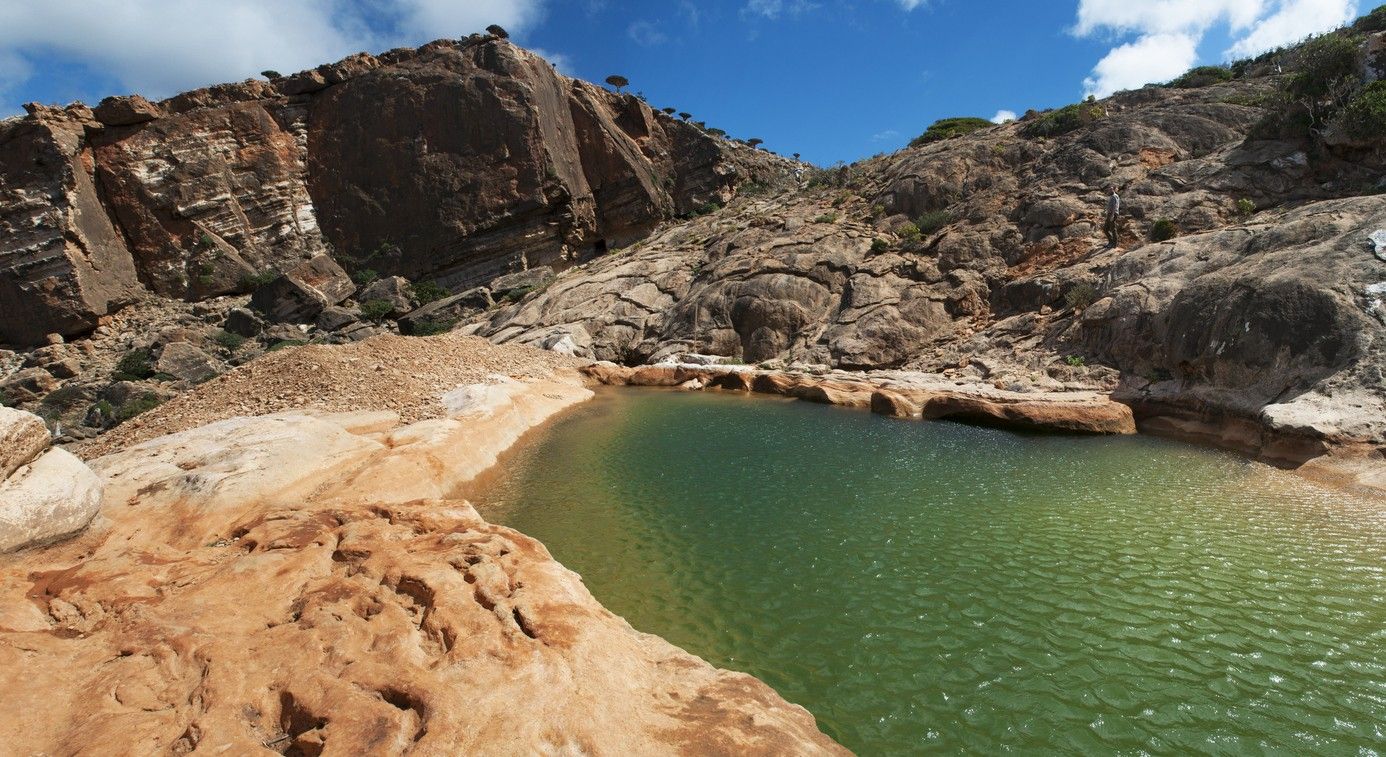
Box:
[469,47,1386,469]
[0,114,142,344]
[0,37,786,346]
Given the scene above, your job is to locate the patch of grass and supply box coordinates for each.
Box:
[40,384,87,409]
[1065,282,1098,311]
[909,117,992,147]
[409,318,457,336]
[897,222,923,243]
[412,280,448,305]
[113,349,154,381]
[814,212,840,224]
[1169,65,1234,88]
[267,339,307,352]
[694,201,722,216]
[1021,101,1106,139]
[239,270,278,291]
[1235,198,1256,216]
[0,389,12,407]
[115,393,163,424]
[870,238,889,253]
[359,299,394,321]
[90,399,114,422]
[1065,355,1086,367]
[350,268,379,287]
[1151,218,1178,242]
[212,330,246,352]
[915,210,952,235]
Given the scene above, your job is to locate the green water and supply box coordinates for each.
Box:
[473,389,1386,755]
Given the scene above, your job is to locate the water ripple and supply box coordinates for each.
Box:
[476,389,1386,756]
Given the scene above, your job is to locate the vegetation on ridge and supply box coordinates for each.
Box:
[909,117,993,147]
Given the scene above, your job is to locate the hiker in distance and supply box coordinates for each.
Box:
[1103,185,1121,247]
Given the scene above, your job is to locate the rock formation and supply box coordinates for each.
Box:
[0,406,103,553]
[0,342,845,754]
[0,37,789,347]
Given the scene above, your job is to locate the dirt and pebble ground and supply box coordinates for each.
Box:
[78,334,586,459]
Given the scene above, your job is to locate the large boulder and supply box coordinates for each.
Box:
[399,287,493,334]
[357,276,416,317]
[0,408,102,553]
[250,254,355,323]
[0,116,143,345]
[92,95,163,126]
[154,342,221,383]
[0,447,103,553]
[0,406,50,479]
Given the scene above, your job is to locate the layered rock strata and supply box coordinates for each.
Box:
[0,37,790,346]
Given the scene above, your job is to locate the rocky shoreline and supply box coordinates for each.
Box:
[0,337,847,754]
[582,360,1385,497]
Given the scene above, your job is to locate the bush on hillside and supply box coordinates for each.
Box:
[1169,65,1235,88]
[1354,4,1386,32]
[412,280,449,304]
[1151,219,1178,242]
[909,117,992,147]
[1021,101,1106,139]
[1285,32,1363,102]
[114,349,155,381]
[1336,80,1386,140]
[914,210,952,235]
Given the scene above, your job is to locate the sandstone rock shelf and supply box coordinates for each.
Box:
[0,338,847,755]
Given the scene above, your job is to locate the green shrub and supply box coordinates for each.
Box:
[1286,32,1363,102]
[501,286,535,303]
[870,238,889,253]
[409,318,456,336]
[914,210,952,235]
[1354,4,1386,32]
[360,299,394,321]
[1235,198,1256,216]
[240,270,278,291]
[1064,283,1098,310]
[90,399,114,423]
[412,280,448,304]
[41,384,87,409]
[267,339,307,352]
[909,117,992,147]
[1065,355,1086,367]
[814,212,839,224]
[694,202,722,216]
[1021,101,1106,139]
[212,330,246,352]
[1337,80,1386,140]
[0,389,12,407]
[897,222,923,243]
[1169,66,1234,89]
[115,393,163,423]
[1151,218,1178,242]
[113,349,154,381]
[351,268,379,287]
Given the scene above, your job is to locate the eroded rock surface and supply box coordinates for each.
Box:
[0,360,845,755]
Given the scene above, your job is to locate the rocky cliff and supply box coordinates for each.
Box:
[0,35,791,347]
[467,31,1386,476]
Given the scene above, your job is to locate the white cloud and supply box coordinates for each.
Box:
[1084,32,1200,97]
[894,0,931,8]
[991,109,1017,123]
[1074,0,1362,98]
[871,129,901,141]
[0,0,545,109]
[1075,0,1266,36]
[1226,0,1359,58]
[742,0,819,19]
[627,20,668,46]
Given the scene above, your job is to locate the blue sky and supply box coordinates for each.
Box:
[0,0,1365,164]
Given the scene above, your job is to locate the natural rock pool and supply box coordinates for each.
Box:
[472,389,1386,755]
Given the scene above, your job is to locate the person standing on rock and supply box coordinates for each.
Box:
[1103,185,1122,247]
